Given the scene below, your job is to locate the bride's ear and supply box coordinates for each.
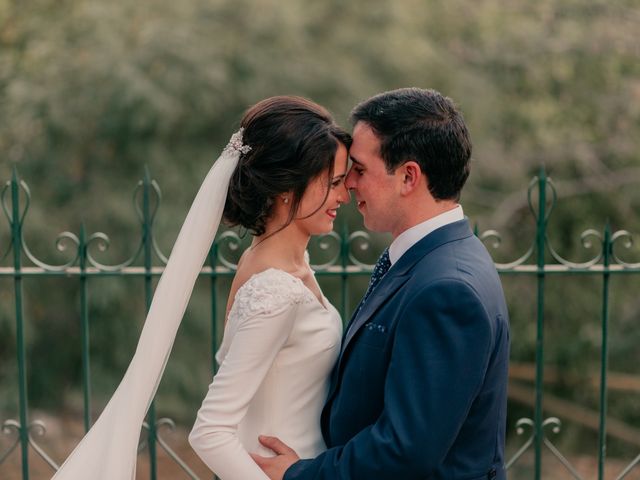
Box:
[273,191,295,217]
[398,161,422,196]
[277,188,294,205]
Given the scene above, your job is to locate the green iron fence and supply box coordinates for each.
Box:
[1,166,639,479]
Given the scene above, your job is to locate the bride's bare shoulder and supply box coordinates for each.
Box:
[225,250,296,316]
[235,250,285,284]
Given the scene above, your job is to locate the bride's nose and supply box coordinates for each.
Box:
[337,183,350,204]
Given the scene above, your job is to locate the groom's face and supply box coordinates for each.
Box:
[346,122,401,235]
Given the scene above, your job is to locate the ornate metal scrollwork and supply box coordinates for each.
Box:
[308,231,341,270]
[215,230,248,270]
[22,231,81,271]
[540,418,584,480]
[547,229,604,269]
[0,181,14,263]
[480,172,640,272]
[615,452,640,480]
[1,176,82,271]
[27,420,60,471]
[346,230,377,268]
[611,230,640,268]
[86,231,142,271]
[528,175,557,223]
[1,176,30,229]
[479,230,535,269]
[155,418,201,479]
[0,420,60,471]
[476,177,543,271]
[0,420,21,465]
[133,177,168,265]
[506,418,535,469]
[87,174,166,271]
[139,419,201,479]
[506,417,583,479]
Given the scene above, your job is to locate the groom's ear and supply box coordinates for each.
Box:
[398,161,423,195]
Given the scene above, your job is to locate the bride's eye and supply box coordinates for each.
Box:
[331,178,344,188]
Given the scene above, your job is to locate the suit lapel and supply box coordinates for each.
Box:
[338,219,474,357]
[340,272,410,354]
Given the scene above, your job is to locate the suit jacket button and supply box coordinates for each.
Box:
[487,468,497,479]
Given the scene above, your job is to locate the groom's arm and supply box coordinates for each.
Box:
[277,279,495,479]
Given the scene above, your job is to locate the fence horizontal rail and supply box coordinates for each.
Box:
[2,264,640,277]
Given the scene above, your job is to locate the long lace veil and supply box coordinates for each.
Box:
[51,130,246,479]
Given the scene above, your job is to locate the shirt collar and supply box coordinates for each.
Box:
[388,205,465,265]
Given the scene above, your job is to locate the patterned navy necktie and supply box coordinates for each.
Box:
[343,248,392,341]
[358,248,391,310]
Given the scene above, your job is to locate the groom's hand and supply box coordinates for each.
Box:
[250,435,299,480]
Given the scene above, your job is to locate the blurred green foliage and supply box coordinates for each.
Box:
[1,0,640,460]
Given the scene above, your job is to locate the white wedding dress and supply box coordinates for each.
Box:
[189,268,342,480]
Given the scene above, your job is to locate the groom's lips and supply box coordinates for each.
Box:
[357,200,366,209]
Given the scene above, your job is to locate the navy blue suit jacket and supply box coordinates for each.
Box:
[285,219,510,479]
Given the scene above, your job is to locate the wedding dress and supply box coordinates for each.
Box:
[189,268,342,480]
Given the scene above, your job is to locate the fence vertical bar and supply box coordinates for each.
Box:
[597,223,611,480]
[534,167,547,480]
[208,242,219,375]
[79,223,92,432]
[10,168,30,480]
[142,168,158,480]
[208,241,219,480]
[340,218,349,325]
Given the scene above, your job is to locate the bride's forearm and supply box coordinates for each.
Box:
[189,427,270,480]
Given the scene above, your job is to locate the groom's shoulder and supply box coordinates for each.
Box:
[407,234,494,283]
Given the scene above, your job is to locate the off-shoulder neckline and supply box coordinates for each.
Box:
[234,267,328,312]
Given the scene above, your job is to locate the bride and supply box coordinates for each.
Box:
[189,96,350,479]
[51,96,351,479]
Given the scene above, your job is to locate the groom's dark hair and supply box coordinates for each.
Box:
[351,88,471,202]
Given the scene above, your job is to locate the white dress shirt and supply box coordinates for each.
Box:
[388,205,465,265]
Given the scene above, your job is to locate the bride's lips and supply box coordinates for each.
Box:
[326,208,338,219]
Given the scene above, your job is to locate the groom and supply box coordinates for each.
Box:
[253,88,510,479]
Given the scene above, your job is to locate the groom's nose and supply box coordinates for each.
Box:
[345,167,357,190]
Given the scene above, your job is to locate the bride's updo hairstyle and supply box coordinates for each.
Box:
[224,96,351,236]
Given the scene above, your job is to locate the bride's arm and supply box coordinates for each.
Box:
[189,278,301,480]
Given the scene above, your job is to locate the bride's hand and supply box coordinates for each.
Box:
[250,435,300,480]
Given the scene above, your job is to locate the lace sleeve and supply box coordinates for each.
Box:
[189,269,306,480]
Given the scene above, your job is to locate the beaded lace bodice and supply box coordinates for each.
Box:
[216,269,316,364]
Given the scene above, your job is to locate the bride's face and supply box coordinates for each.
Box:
[294,142,350,235]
